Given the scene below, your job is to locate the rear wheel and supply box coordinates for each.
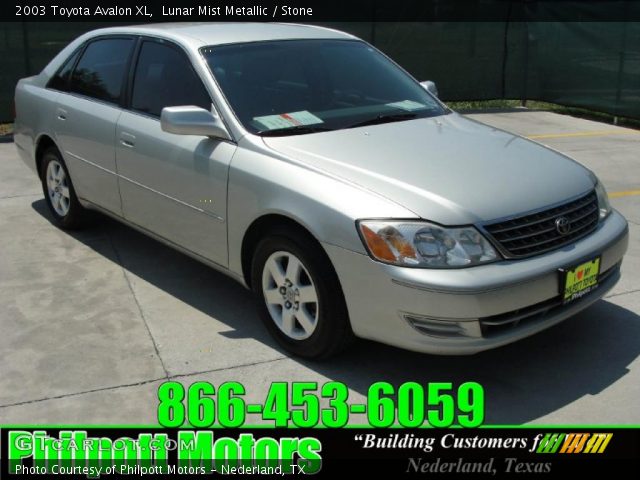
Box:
[251,229,353,359]
[40,148,87,229]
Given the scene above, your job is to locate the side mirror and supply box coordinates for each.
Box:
[420,80,439,98]
[160,105,231,140]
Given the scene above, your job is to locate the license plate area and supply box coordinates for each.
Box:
[560,256,601,304]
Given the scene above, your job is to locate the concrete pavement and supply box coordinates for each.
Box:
[0,110,638,425]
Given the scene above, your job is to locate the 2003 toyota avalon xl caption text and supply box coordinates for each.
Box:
[14,23,629,359]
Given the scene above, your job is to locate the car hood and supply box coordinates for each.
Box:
[262,113,595,225]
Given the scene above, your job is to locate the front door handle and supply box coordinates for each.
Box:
[120,132,136,148]
[56,108,67,121]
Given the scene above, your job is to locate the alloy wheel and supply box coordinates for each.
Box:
[261,251,319,340]
[46,160,71,217]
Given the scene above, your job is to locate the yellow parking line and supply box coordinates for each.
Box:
[527,130,639,140]
[609,189,640,198]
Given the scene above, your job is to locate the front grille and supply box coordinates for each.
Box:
[483,191,599,258]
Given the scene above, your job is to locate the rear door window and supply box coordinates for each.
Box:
[68,38,134,104]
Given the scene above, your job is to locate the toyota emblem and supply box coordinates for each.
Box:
[555,216,571,235]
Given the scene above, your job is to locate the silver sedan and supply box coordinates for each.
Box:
[14,23,628,358]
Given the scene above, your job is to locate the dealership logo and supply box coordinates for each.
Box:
[555,216,571,235]
[533,433,612,454]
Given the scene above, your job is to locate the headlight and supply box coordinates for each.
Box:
[594,180,611,220]
[358,220,500,268]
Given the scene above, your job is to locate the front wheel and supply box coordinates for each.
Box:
[251,230,353,359]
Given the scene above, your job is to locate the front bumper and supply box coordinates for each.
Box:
[323,210,629,354]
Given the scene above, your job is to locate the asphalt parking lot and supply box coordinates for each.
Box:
[1,110,638,425]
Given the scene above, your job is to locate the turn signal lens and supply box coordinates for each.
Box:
[360,225,398,262]
[360,224,419,265]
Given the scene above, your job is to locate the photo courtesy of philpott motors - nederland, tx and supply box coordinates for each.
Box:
[8,430,321,476]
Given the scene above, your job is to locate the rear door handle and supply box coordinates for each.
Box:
[56,108,67,121]
[120,132,136,148]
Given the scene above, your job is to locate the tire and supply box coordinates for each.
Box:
[251,227,354,359]
[40,147,87,229]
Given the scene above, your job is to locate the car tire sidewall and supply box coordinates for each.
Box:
[251,233,351,359]
[40,148,85,229]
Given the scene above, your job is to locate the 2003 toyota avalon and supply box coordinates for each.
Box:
[14,23,628,358]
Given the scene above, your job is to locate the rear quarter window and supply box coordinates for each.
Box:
[47,49,81,91]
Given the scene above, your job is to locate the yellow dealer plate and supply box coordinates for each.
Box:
[562,257,601,304]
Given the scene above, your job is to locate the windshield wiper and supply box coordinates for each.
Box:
[257,125,333,137]
[345,112,418,129]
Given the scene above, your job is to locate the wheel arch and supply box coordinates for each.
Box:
[35,134,59,178]
[241,213,329,291]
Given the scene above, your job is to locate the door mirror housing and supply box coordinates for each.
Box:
[160,105,231,140]
[420,80,439,98]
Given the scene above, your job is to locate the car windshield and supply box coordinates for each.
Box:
[201,39,448,136]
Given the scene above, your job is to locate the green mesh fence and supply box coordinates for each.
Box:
[1,16,639,122]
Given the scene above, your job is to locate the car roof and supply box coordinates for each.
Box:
[40,22,359,86]
[87,22,356,48]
